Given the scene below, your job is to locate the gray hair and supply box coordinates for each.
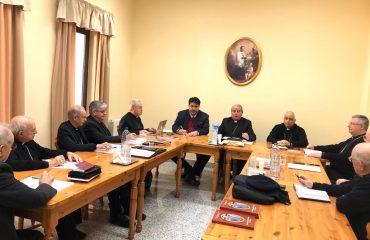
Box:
[352,115,369,130]
[129,99,142,111]
[9,116,31,136]
[68,105,85,120]
[354,143,370,168]
[231,104,243,113]
[0,124,13,145]
[89,101,107,114]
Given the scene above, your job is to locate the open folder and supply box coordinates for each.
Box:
[293,184,330,202]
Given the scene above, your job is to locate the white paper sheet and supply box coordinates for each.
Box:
[304,149,322,155]
[288,163,321,172]
[21,177,74,192]
[294,184,330,202]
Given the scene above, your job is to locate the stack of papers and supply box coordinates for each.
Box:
[304,149,322,155]
[293,184,330,202]
[21,177,74,192]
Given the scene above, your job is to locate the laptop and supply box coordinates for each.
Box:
[156,120,167,134]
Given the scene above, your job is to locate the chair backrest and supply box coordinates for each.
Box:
[367,222,370,239]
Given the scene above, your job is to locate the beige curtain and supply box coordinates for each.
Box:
[50,22,76,145]
[0,0,31,11]
[86,31,110,120]
[0,3,24,122]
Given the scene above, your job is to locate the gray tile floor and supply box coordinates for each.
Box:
[76,160,224,240]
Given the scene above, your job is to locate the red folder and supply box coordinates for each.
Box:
[212,208,256,229]
[220,199,260,218]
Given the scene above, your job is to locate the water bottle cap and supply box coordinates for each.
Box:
[213,123,219,128]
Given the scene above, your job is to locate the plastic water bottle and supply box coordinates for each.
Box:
[211,123,219,145]
[269,146,281,179]
[121,128,131,163]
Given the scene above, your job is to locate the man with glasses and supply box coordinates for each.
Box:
[298,142,370,240]
[0,124,57,240]
[307,115,368,182]
[83,101,145,227]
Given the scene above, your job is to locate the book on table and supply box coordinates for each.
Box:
[293,184,330,202]
[75,161,95,172]
[212,208,256,229]
[220,198,260,218]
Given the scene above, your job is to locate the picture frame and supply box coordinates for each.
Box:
[225,37,262,86]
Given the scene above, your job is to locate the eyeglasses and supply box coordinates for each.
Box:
[348,156,358,163]
[349,122,361,126]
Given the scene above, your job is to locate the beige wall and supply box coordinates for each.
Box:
[23,0,133,146]
[22,0,370,146]
[129,0,370,145]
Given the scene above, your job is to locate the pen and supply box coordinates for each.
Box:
[31,176,40,179]
[295,174,301,179]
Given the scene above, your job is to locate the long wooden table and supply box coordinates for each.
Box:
[202,143,357,239]
[14,151,144,240]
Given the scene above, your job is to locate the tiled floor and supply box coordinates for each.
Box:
[75,160,224,240]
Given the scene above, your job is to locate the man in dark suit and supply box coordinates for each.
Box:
[82,101,145,226]
[6,117,85,239]
[7,116,81,171]
[57,105,112,152]
[266,111,308,148]
[307,115,368,182]
[83,100,121,143]
[218,104,256,175]
[299,142,370,240]
[0,124,57,240]
[172,97,210,186]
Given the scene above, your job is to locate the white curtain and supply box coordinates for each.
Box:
[0,0,30,10]
[57,0,115,37]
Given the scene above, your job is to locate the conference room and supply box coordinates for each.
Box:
[1,0,370,239]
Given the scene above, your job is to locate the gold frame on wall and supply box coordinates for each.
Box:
[225,37,262,86]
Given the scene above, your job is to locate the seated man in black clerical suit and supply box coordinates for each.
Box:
[7,116,86,239]
[299,143,370,240]
[307,115,368,182]
[82,101,146,224]
[266,111,308,148]
[218,104,256,175]
[0,124,57,240]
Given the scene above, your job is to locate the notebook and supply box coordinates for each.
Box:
[293,184,330,202]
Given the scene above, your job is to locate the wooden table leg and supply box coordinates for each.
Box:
[136,168,145,233]
[212,152,220,201]
[175,153,182,198]
[128,177,138,240]
[42,215,57,240]
[225,151,232,194]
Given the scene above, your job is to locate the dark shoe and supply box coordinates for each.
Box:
[185,175,200,186]
[110,214,130,228]
[124,213,146,221]
[76,229,87,239]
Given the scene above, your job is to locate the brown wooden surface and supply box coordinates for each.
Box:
[14,151,143,240]
[202,142,356,240]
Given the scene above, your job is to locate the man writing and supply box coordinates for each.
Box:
[267,111,308,148]
[172,97,210,186]
[307,115,368,182]
[0,124,56,240]
[7,116,81,171]
[298,142,370,240]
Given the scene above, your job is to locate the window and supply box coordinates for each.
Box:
[74,28,90,107]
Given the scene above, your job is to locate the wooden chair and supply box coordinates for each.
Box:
[367,222,370,239]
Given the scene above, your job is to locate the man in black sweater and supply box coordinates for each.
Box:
[307,115,368,182]
[0,124,57,240]
[266,111,308,148]
[299,142,370,240]
[218,104,256,175]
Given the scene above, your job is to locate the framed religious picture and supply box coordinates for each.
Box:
[225,37,262,86]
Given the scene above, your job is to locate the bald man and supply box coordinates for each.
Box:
[7,116,81,171]
[299,143,370,240]
[0,124,56,240]
[267,111,308,148]
[57,105,111,152]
